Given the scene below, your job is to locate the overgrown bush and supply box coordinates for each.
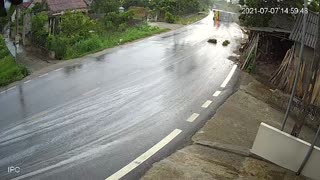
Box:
[31,12,48,46]
[0,56,28,86]
[0,48,10,58]
[61,12,98,39]
[165,12,175,23]
[0,36,28,86]
[61,24,165,59]
[103,11,134,30]
[118,23,128,32]
[42,10,164,60]
[75,35,103,53]
[47,35,69,59]
[31,2,43,13]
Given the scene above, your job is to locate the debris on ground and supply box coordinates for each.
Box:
[207,39,217,44]
[222,40,230,46]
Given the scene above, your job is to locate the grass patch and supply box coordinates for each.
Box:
[63,24,168,59]
[175,13,208,25]
[0,36,28,87]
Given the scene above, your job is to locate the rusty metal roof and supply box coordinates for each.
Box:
[289,11,319,49]
[45,0,88,13]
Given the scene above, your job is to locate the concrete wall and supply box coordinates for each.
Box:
[251,123,320,180]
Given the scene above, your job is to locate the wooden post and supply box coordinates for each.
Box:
[48,18,51,35]
[52,17,55,35]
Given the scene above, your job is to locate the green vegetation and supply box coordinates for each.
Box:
[31,12,48,47]
[92,0,121,14]
[222,40,230,46]
[28,11,167,60]
[0,36,28,86]
[149,0,212,22]
[48,24,167,60]
[309,0,320,12]
[165,12,175,23]
[104,11,134,29]
[128,6,147,20]
[0,6,15,32]
[28,0,215,60]
[175,13,208,25]
[239,0,245,6]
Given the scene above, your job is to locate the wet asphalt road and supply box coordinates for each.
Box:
[0,12,243,180]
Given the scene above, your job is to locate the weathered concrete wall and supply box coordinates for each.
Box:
[251,123,320,180]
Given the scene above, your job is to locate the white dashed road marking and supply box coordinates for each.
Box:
[213,91,221,97]
[39,73,49,78]
[106,129,182,180]
[201,100,212,108]
[186,113,200,122]
[221,65,237,88]
[7,86,16,91]
[83,88,100,96]
[24,80,32,84]
[30,110,49,119]
[54,68,62,72]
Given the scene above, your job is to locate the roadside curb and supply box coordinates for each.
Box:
[194,140,251,157]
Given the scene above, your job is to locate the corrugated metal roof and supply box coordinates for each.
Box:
[289,11,319,49]
[45,0,87,13]
[245,27,291,33]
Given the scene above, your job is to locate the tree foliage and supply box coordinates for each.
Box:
[60,12,97,38]
[149,0,200,16]
[103,10,134,30]
[309,0,320,12]
[165,12,175,23]
[31,2,43,13]
[239,0,245,6]
[122,0,149,9]
[31,12,48,46]
[92,0,121,14]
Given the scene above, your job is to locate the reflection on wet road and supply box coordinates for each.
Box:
[0,12,242,180]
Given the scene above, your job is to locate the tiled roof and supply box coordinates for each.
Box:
[289,11,319,49]
[45,0,87,13]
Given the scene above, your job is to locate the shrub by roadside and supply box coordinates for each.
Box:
[48,24,167,60]
[165,12,175,23]
[0,36,28,87]
[29,11,168,60]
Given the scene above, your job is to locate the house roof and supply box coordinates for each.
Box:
[22,0,42,8]
[22,2,32,8]
[245,27,291,34]
[45,0,88,14]
[289,11,319,49]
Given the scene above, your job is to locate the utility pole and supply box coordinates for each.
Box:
[281,0,307,131]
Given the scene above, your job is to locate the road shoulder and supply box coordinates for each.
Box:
[142,72,313,180]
